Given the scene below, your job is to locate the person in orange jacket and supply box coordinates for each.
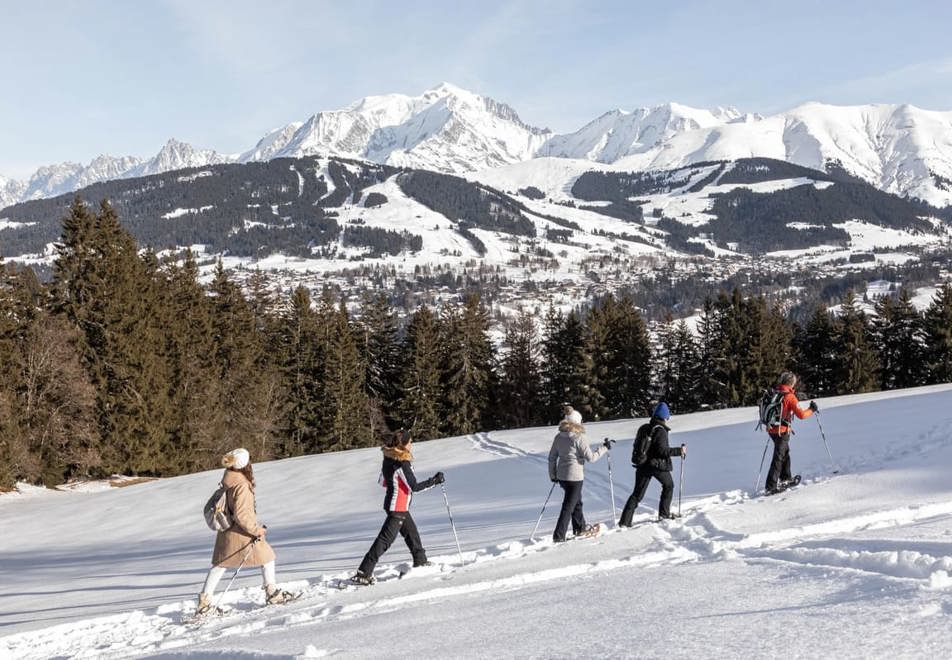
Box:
[765,372,818,494]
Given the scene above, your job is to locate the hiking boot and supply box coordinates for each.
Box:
[658,513,681,520]
[413,560,433,568]
[351,572,377,586]
[265,585,294,605]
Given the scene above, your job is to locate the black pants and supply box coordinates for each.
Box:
[358,511,427,576]
[553,480,586,542]
[619,466,675,524]
[765,432,792,491]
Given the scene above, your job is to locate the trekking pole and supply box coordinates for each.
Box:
[754,437,770,494]
[815,412,839,474]
[440,483,465,566]
[530,482,557,540]
[678,447,685,517]
[213,538,257,612]
[604,438,617,526]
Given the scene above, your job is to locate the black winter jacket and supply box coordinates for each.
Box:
[380,448,438,513]
[644,418,682,472]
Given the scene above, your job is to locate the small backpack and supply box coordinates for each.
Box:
[757,388,785,430]
[203,483,233,532]
[631,423,658,466]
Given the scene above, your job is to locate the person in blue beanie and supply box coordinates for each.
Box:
[618,402,687,524]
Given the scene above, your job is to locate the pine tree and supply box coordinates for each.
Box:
[797,305,838,397]
[399,305,443,440]
[358,293,402,437]
[439,294,494,436]
[322,302,370,451]
[163,251,222,472]
[277,285,324,456]
[540,308,597,422]
[597,296,652,418]
[923,283,952,384]
[658,317,701,412]
[871,290,926,390]
[208,262,280,463]
[834,290,879,394]
[497,309,543,428]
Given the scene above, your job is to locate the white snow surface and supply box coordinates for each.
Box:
[4,385,952,658]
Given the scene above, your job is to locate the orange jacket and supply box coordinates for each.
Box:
[768,384,814,434]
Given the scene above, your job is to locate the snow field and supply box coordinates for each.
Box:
[3,384,952,658]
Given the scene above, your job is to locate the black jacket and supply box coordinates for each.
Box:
[645,418,681,472]
[380,450,438,513]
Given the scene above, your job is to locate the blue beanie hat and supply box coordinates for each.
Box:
[653,402,671,420]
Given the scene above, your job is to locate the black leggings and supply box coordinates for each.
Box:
[358,511,427,575]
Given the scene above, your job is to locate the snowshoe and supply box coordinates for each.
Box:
[413,560,433,568]
[265,586,298,605]
[657,513,681,521]
[573,522,603,540]
[765,475,801,496]
[350,572,377,586]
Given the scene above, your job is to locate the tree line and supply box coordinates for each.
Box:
[2,198,951,489]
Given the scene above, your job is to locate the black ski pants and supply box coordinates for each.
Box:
[358,511,427,576]
[553,480,586,542]
[765,432,792,491]
[619,466,674,524]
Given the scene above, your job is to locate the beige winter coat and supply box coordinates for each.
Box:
[211,468,276,568]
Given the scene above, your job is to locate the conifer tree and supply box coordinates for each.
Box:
[358,293,402,435]
[399,305,443,440]
[871,290,925,390]
[834,290,879,394]
[540,308,598,421]
[497,309,543,428]
[598,296,652,418]
[163,252,222,472]
[797,305,839,397]
[277,285,323,456]
[208,262,280,463]
[923,283,952,384]
[439,294,494,435]
[323,302,370,451]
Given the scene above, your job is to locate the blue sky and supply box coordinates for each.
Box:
[2,0,952,178]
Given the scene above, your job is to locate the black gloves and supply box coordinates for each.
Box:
[603,438,615,450]
[433,471,445,485]
[809,401,819,412]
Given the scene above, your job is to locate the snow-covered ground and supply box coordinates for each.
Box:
[3,384,952,659]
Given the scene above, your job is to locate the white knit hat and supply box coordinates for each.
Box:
[565,409,583,425]
[222,448,250,470]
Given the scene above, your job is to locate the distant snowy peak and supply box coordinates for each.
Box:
[270,82,551,172]
[239,122,305,163]
[540,103,745,162]
[611,102,952,206]
[20,155,143,202]
[129,138,233,177]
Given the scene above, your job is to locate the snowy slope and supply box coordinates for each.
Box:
[3,384,952,659]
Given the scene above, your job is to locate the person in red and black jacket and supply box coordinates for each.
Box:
[353,429,444,585]
[766,372,818,493]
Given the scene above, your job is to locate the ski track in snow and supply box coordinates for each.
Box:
[5,385,952,658]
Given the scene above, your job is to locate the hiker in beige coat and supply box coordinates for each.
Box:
[196,448,292,615]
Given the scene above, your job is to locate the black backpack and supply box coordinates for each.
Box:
[757,388,784,430]
[631,423,658,466]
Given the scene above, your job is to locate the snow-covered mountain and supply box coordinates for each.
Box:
[539,103,749,162]
[4,85,952,209]
[4,384,952,657]
[612,102,952,207]
[259,82,550,172]
[125,138,232,178]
